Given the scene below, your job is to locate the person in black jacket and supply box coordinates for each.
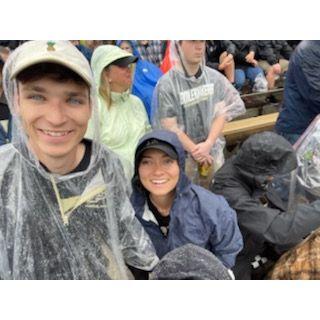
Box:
[227,40,267,92]
[256,40,293,89]
[206,40,236,84]
[210,131,320,279]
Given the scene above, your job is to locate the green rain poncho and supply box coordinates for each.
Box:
[87,45,150,179]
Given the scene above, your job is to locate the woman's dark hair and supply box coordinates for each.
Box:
[16,62,88,87]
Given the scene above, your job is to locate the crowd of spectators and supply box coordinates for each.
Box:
[2,40,320,281]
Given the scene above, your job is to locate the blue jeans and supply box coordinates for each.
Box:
[234,66,264,91]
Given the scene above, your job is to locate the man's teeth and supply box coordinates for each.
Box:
[42,130,70,137]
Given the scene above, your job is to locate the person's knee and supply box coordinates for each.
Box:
[246,67,265,87]
[234,69,245,90]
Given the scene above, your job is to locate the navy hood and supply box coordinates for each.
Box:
[131,130,190,212]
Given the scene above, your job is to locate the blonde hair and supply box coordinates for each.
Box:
[99,68,112,109]
[98,64,135,109]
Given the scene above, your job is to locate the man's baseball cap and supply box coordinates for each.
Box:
[9,40,93,86]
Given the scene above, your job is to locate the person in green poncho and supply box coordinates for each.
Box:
[86,45,150,179]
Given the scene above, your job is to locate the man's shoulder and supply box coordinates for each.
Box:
[0,144,18,174]
[98,143,125,169]
[157,69,190,92]
[0,143,16,159]
[157,69,175,84]
[202,65,225,79]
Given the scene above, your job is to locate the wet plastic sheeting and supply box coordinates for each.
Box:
[0,41,158,279]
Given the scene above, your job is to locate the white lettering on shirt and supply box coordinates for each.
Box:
[179,84,215,107]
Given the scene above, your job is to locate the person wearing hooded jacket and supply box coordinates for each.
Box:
[86,45,150,179]
[210,131,320,279]
[255,40,293,90]
[152,40,245,186]
[0,40,158,280]
[116,40,163,120]
[130,129,243,270]
[275,40,320,145]
[227,40,267,92]
[205,40,236,84]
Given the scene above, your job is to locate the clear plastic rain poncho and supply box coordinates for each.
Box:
[86,45,150,180]
[151,40,245,171]
[0,41,158,280]
[287,114,320,210]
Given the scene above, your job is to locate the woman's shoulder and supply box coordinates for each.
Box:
[128,94,149,116]
[129,93,145,105]
[190,183,232,212]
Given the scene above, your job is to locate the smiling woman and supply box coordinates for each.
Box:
[138,145,179,215]
[130,129,244,271]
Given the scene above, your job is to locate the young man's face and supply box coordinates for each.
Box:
[179,40,206,66]
[18,77,91,163]
[138,148,179,198]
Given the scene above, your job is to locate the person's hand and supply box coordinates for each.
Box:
[219,53,233,70]
[251,59,258,67]
[192,153,214,165]
[271,63,281,74]
[191,141,213,164]
[224,53,233,64]
[245,51,255,64]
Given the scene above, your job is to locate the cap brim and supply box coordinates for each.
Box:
[111,55,138,67]
[139,144,178,160]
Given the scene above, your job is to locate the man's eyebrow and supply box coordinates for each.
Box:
[23,85,47,93]
[22,85,88,98]
[66,91,88,98]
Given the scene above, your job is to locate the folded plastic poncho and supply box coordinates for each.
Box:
[0,40,158,280]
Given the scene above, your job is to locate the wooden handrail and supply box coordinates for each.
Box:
[223,112,279,144]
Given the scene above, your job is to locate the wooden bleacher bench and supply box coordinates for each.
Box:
[240,88,284,109]
[223,112,279,145]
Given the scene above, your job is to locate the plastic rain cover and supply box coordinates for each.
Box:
[0,41,158,279]
[151,40,245,169]
[287,115,320,211]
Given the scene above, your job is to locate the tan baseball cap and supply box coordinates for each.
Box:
[9,40,93,86]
